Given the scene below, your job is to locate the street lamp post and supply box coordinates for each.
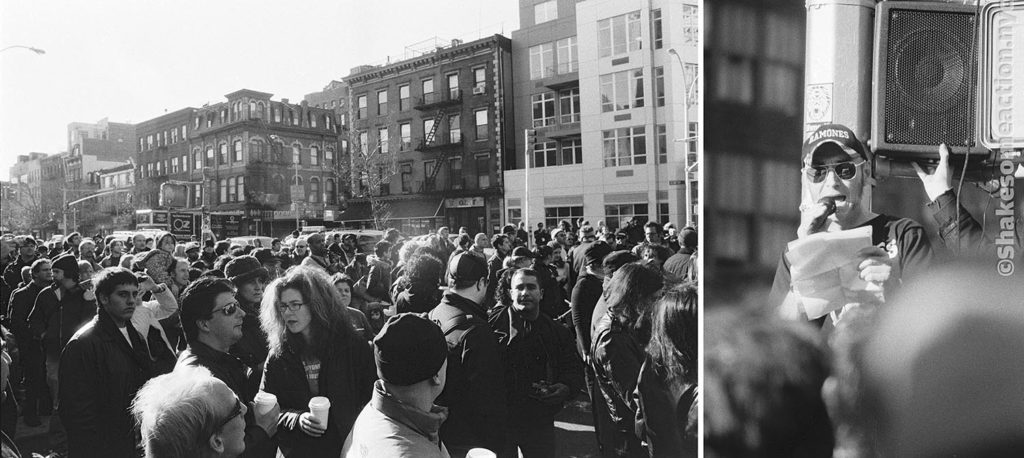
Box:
[668,48,699,228]
[0,45,46,55]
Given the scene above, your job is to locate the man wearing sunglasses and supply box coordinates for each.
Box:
[177,277,279,458]
[769,124,934,330]
[133,365,248,458]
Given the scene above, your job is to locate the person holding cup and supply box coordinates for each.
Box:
[259,266,376,457]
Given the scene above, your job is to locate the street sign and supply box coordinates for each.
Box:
[445,197,484,208]
[291,185,304,202]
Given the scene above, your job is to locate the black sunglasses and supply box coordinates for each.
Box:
[214,398,244,432]
[210,302,240,316]
[803,162,861,183]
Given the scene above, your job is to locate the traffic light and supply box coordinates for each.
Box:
[159,183,189,208]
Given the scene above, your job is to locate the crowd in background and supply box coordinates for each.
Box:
[0,217,698,458]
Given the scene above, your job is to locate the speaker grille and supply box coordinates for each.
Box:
[883,8,977,147]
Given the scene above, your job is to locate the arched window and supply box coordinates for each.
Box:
[309,112,317,128]
[325,148,334,162]
[292,110,299,126]
[227,177,237,202]
[206,147,214,167]
[193,148,202,169]
[292,175,303,186]
[309,177,321,203]
[233,140,243,162]
[325,178,336,204]
[310,146,319,166]
[249,101,257,118]
[219,143,229,164]
[250,140,265,162]
[256,102,265,119]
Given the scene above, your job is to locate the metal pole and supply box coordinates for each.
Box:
[523,128,530,247]
[63,188,68,235]
[669,49,694,228]
[295,156,300,232]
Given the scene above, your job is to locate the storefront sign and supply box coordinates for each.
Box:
[169,213,196,237]
[445,197,484,208]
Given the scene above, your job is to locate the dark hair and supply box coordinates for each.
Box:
[641,244,673,263]
[188,268,203,283]
[704,308,834,457]
[603,262,664,345]
[457,233,473,250]
[373,240,392,258]
[646,283,698,382]
[213,255,234,273]
[643,221,662,233]
[535,244,553,261]
[330,272,355,290]
[214,240,230,256]
[94,267,140,300]
[404,253,443,285]
[179,278,236,343]
[491,234,508,249]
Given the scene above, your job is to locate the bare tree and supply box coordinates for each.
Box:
[342,122,400,231]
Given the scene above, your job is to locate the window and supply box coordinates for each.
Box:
[206,147,214,167]
[227,177,237,202]
[325,148,334,162]
[400,123,412,150]
[400,163,413,193]
[529,43,554,80]
[171,157,179,174]
[533,141,557,167]
[449,157,463,189]
[237,176,245,202]
[685,63,699,106]
[508,208,522,226]
[194,117,200,129]
[683,4,698,45]
[181,154,188,172]
[545,206,583,229]
[274,106,282,122]
[193,184,203,207]
[423,119,436,145]
[532,93,556,127]
[446,73,459,99]
[600,69,645,112]
[556,37,578,73]
[652,9,663,49]
[147,135,153,149]
[474,109,488,140]
[309,112,317,128]
[194,149,202,169]
[171,129,178,144]
[560,138,583,165]
[256,102,265,119]
[359,132,368,155]
[139,138,144,152]
[605,203,648,230]
[657,124,667,164]
[357,95,367,119]
[598,11,642,57]
[559,88,580,124]
[534,0,557,24]
[220,179,228,204]
[377,89,388,116]
[399,84,410,111]
[378,127,389,154]
[309,178,320,203]
[219,143,229,164]
[476,155,491,188]
[449,114,461,143]
[181,125,187,140]
[310,146,319,166]
[688,122,698,154]
[424,160,436,190]
[602,126,647,167]
[207,115,213,128]
[655,67,665,107]
[293,145,301,165]
[325,178,336,204]
[233,140,243,162]
[472,67,486,92]
[272,175,285,196]
[422,79,434,104]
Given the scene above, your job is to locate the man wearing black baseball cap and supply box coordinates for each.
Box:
[427,253,507,456]
[769,124,934,330]
[342,313,451,457]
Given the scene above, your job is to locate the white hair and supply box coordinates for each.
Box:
[131,366,232,458]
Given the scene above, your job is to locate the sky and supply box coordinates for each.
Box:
[0,0,520,181]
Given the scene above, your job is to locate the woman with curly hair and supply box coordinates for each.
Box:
[589,262,665,457]
[260,266,376,457]
[634,283,698,457]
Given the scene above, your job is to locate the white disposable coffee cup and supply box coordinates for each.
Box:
[308,396,331,428]
[465,448,497,458]
[253,392,277,416]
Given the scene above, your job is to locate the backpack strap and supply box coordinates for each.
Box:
[432,310,482,349]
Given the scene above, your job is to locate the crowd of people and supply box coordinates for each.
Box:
[0,218,698,458]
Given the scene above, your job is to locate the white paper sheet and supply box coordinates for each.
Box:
[785,226,873,319]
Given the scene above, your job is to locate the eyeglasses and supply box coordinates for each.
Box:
[278,302,305,312]
[214,398,244,432]
[803,162,862,183]
[210,302,240,316]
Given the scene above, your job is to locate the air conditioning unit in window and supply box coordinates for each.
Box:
[472,86,486,95]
